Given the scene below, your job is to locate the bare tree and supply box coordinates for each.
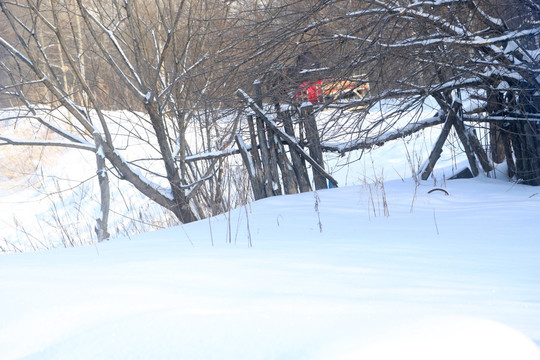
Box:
[0,0,248,237]
[1,0,539,249]
[247,0,540,184]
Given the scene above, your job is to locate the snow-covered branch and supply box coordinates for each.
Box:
[303,8,387,33]
[387,27,540,49]
[0,78,47,92]
[0,136,95,151]
[322,114,445,154]
[183,147,245,162]
[0,35,34,69]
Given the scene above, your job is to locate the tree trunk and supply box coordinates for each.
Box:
[487,90,506,164]
[145,99,197,223]
[94,134,110,242]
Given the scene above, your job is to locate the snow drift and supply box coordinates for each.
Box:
[1,177,539,359]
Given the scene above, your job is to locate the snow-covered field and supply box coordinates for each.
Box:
[1,103,539,359]
[1,176,539,359]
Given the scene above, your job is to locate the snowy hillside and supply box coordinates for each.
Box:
[0,99,460,251]
[1,176,539,359]
[1,101,540,358]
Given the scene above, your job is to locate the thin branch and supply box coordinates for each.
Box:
[0,136,95,151]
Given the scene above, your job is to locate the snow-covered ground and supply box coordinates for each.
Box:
[1,103,539,358]
[1,175,540,359]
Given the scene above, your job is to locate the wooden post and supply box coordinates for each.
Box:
[452,102,479,177]
[280,109,312,192]
[272,133,299,194]
[235,134,265,200]
[421,93,480,180]
[237,89,338,188]
[301,102,328,190]
[254,80,282,195]
[266,130,283,196]
[254,114,275,196]
[246,114,266,197]
[420,114,453,181]
[465,125,492,173]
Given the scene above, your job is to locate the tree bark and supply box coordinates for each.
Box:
[145,99,196,223]
[94,134,110,242]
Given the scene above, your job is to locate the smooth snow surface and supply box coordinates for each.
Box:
[1,177,540,359]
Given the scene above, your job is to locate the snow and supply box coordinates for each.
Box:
[1,102,540,358]
[505,41,519,54]
[1,175,540,359]
[145,92,152,102]
[299,67,330,74]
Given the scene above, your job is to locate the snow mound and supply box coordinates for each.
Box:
[333,317,540,360]
[20,315,540,360]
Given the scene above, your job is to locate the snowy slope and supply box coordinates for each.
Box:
[1,176,539,359]
[0,100,464,251]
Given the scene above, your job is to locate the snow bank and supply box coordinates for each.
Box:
[333,317,540,360]
[1,178,539,359]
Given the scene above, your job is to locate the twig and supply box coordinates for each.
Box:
[428,188,449,195]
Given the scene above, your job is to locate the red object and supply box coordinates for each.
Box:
[296,80,324,104]
[295,77,370,105]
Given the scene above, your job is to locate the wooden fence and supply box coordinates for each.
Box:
[181,85,540,199]
[235,82,338,200]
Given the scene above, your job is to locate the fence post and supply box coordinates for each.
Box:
[280,109,312,193]
[236,88,338,188]
[300,102,328,190]
[253,80,281,196]
[235,134,265,200]
[246,114,266,197]
[272,132,299,194]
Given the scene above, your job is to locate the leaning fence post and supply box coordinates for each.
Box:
[300,102,328,190]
